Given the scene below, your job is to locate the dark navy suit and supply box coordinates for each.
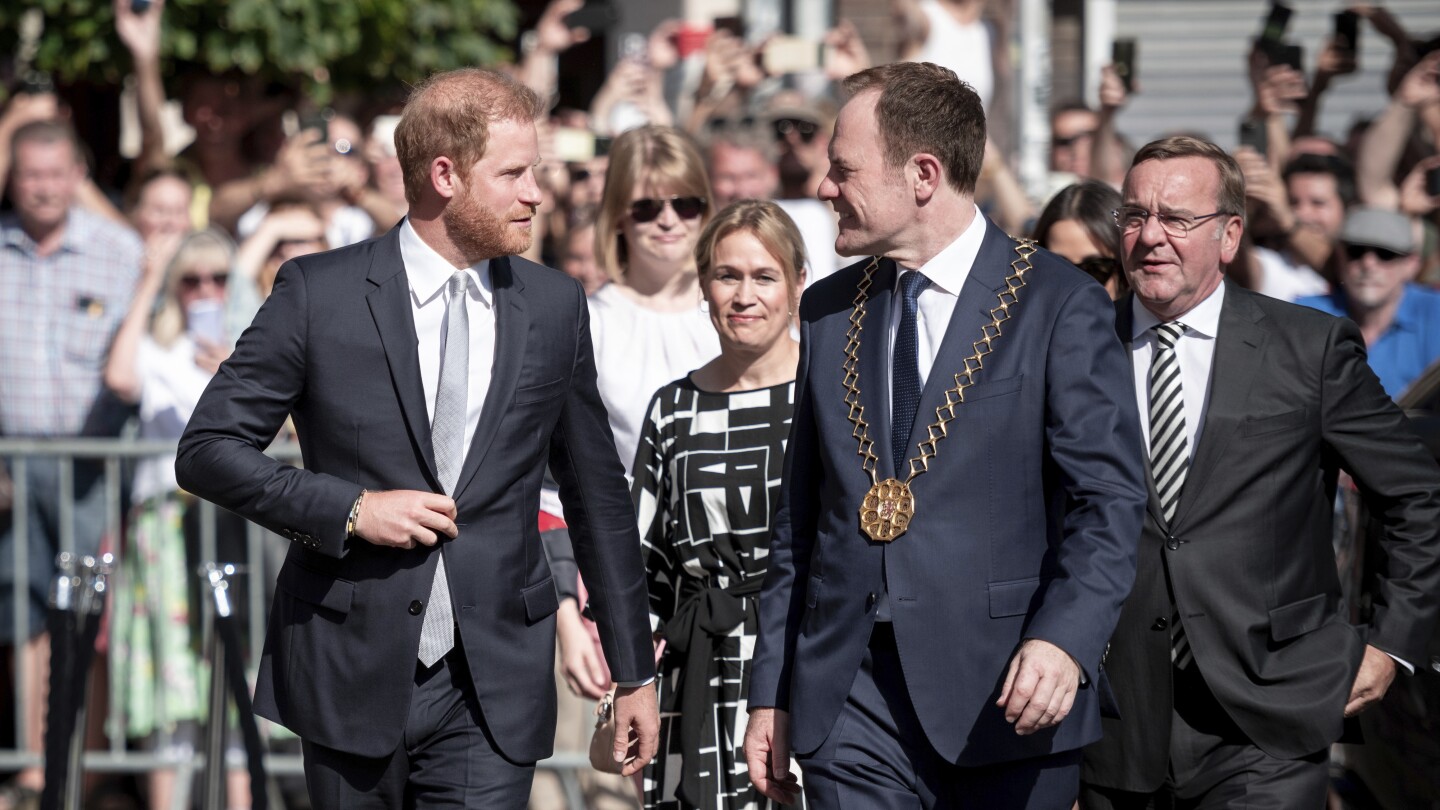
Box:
[176,226,653,802]
[750,218,1148,807]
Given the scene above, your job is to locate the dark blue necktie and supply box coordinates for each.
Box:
[891,270,931,476]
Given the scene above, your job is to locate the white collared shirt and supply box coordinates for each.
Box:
[886,205,988,408]
[1129,282,1226,457]
[399,219,496,456]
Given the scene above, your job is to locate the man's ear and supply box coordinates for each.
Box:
[1218,214,1244,264]
[430,156,459,200]
[911,153,943,204]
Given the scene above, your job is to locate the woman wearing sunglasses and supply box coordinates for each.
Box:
[1032,180,1129,301]
[103,228,252,809]
[632,200,807,810]
[590,125,721,472]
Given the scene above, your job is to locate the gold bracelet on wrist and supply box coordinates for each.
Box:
[346,489,367,538]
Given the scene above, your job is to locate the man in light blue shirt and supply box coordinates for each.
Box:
[1299,207,1440,399]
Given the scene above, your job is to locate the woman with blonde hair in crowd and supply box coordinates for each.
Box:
[589,125,720,472]
[631,200,807,810]
[103,228,249,810]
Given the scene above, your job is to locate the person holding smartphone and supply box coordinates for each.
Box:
[102,228,247,810]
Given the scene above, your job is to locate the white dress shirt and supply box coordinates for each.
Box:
[1129,282,1224,457]
[399,219,496,453]
[886,205,988,408]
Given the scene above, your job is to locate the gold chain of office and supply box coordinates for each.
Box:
[845,238,1037,542]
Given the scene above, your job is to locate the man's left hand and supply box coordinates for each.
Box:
[997,639,1081,735]
[1344,644,1397,717]
[612,683,660,776]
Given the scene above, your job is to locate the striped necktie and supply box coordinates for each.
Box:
[1150,321,1192,668]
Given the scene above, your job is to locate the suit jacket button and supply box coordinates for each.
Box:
[409,600,424,616]
[1152,616,1169,630]
[866,592,877,612]
[1166,538,1180,551]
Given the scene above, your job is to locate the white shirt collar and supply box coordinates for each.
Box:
[898,204,988,295]
[399,218,492,307]
[1130,279,1225,341]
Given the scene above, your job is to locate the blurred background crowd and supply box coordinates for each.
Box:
[2,0,1440,807]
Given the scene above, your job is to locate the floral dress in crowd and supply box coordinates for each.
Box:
[631,376,802,810]
[110,335,213,743]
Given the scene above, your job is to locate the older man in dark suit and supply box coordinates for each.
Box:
[743,62,1148,809]
[176,68,658,807]
[1081,135,1440,808]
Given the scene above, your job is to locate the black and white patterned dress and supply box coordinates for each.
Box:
[632,376,798,810]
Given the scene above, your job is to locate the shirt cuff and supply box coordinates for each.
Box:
[1385,651,1415,675]
[615,677,656,688]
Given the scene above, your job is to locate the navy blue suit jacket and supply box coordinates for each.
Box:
[749,217,1148,765]
[176,226,654,762]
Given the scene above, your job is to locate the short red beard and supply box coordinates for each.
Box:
[442,185,534,261]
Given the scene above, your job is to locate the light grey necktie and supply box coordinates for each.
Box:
[418,270,467,666]
[1149,321,1192,668]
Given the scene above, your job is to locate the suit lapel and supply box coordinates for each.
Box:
[452,255,529,500]
[1117,295,1170,531]
[366,227,439,488]
[860,258,897,481]
[906,219,1011,460]
[1170,283,1268,531]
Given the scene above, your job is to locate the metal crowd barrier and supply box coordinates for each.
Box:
[0,438,590,809]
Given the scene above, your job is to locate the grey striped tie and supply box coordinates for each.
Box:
[418,270,467,667]
[1150,321,1192,668]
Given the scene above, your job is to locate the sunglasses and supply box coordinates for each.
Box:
[1077,256,1119,283]
[569,167,592,183]
[1344,244,1408,263]
[179,272,230,290]
[1053,130,1096,148]
[773,118,819,143]
[630,196,706,223]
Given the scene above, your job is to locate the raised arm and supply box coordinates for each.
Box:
[1356,53,1440,209]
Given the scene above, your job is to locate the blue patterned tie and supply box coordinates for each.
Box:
[891,271,931,477]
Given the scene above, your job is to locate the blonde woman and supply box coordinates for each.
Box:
[104,228,247,810]
[632,200,807,810]
[589,125,721,472]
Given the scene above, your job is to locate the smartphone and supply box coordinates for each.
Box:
[673,23,710,58]
[299,111,331,144]
[714,16,744,39]
[553,127,599,163]
[186,299,227,347]
[1238,119,1268,156]
[1259,1,1293,44]
[1260,40,1303,70]
[1112,39,1137,94]
[1333,10,1360,55]
[563,0,616,33]
[763,36,825,75]
[1426,166,1440,198]
[18,69,53,96]
[619,32,648,62]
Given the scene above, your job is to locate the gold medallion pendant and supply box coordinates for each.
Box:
[860,478,915,542]
[840,241,1036,544]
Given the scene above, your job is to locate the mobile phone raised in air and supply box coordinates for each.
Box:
[1112,39,1138,94]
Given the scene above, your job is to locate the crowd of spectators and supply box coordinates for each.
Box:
[2,0,1440,807]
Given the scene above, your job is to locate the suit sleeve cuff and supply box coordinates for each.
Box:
[615,677,656,688]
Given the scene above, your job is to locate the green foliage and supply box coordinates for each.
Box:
[1,0,520,100]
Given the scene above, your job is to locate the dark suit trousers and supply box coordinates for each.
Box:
[799,623,1082,810]
[1080,666,1327,810]
[300,641,534,809]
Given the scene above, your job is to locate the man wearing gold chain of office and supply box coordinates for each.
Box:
[744,62,1149,809]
